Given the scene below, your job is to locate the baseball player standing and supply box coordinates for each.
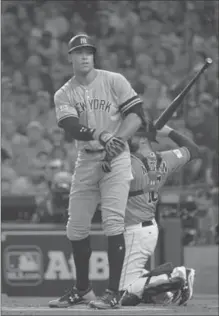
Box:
[49,33,151,309]
[113,124,199,307]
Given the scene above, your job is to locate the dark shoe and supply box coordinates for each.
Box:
[49,286,96,308]
[171,289,182,304]
[120,292,141,306]
[142,276,185,300]
[89,289,120,309]
[142,266,186,303]
[179,268,195,306]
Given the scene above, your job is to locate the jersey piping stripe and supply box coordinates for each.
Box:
[57,113,78,123]
[119,95,137,109]
[119,232,135,290]
[122,100,143,114]
[119,95,142,113]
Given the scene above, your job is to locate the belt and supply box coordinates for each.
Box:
[85,149,105,154]
[129,189,144,197]
[126,219,155,230]
[142,220,153,227]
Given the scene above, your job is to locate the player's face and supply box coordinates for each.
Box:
[70,47,94,74]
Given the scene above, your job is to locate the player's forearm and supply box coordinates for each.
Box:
[59,117,95,141]
[168,130,200,160]
[116,113,142,141]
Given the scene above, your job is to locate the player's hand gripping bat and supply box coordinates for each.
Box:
[154,58,213,130]
[101,58,213,172]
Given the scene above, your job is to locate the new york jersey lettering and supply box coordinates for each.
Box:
[54,69,143,152]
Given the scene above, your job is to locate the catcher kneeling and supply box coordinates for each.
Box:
[102,124,199,307]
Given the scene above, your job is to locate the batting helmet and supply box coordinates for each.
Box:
[68,34,96,54]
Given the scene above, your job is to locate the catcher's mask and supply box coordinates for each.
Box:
[140,151,162,192]
[128,122,157,153]
[51,172,71,210]
[128,125,162,192]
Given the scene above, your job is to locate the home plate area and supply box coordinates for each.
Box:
[1,295,218,316]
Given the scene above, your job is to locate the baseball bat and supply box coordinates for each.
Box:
[154,58,213,130]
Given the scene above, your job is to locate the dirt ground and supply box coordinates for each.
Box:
[1,294,218,316]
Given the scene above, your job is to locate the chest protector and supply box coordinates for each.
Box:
[129,151,162,197]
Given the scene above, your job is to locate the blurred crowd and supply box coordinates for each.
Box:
[1,1,218,237]
[161,186,219,245]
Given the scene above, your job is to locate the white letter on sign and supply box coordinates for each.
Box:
[89,251,109,280]
[44,251,71,280]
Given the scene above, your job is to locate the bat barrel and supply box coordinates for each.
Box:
[154,58,213,130]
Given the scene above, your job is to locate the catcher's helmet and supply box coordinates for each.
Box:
[138,121,157,142]
[68,34,96,54]
[128,122,158,153]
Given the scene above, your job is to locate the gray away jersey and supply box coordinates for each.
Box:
[125,147,191,225]
[54,69,142,152]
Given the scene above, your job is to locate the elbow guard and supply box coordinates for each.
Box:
[59,117,95,141]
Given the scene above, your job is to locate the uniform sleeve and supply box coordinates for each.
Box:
[162,147,191,175]
[54,89,78,126]
[113,73,142,115]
